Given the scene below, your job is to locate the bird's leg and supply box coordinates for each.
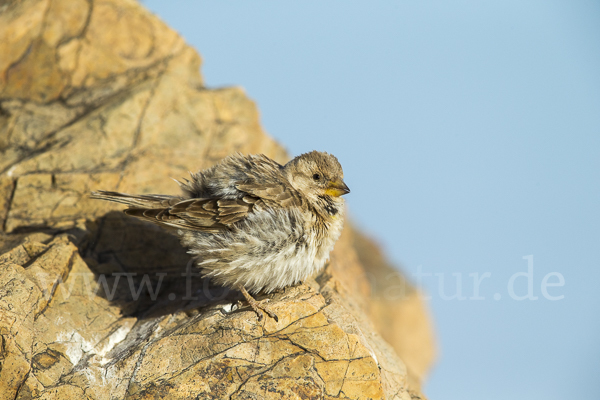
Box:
[237,285,278,322]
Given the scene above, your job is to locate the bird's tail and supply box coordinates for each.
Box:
[90,190,182,209]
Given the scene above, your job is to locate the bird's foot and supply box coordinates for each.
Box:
[238,285,278,322]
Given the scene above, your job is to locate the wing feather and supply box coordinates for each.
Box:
[92,154,304,232]
[236,182,302,208]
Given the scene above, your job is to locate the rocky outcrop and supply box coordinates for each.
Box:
[0,0,435,398]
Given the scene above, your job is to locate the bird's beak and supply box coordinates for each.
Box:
[325,179,350,197]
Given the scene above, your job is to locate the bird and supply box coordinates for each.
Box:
[91,151,350,321]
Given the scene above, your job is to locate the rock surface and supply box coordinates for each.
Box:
[0,0,435,399]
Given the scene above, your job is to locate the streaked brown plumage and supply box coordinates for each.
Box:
[91,151,349,320]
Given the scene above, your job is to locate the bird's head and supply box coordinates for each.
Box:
[284,151,350,211]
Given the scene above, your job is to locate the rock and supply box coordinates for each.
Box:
[351,229,436,390]
[0,0,435,399]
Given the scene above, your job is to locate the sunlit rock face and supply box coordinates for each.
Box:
[0,1,435,398]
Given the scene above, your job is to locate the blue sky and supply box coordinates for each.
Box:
[144,1,600,398]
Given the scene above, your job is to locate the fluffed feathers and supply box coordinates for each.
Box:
[91,151,349,295]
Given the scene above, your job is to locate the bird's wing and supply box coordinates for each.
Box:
[92,190,264,232]
[91,187,301,233]
[128,196,265,231]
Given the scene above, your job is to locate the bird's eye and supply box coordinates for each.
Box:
[312,173,321,181]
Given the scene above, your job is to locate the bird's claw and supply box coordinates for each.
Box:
[252,301,278,322]
[238,285,278,322]
[262,306,278,322]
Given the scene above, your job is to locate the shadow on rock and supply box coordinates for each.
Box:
[84,211,240,319]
